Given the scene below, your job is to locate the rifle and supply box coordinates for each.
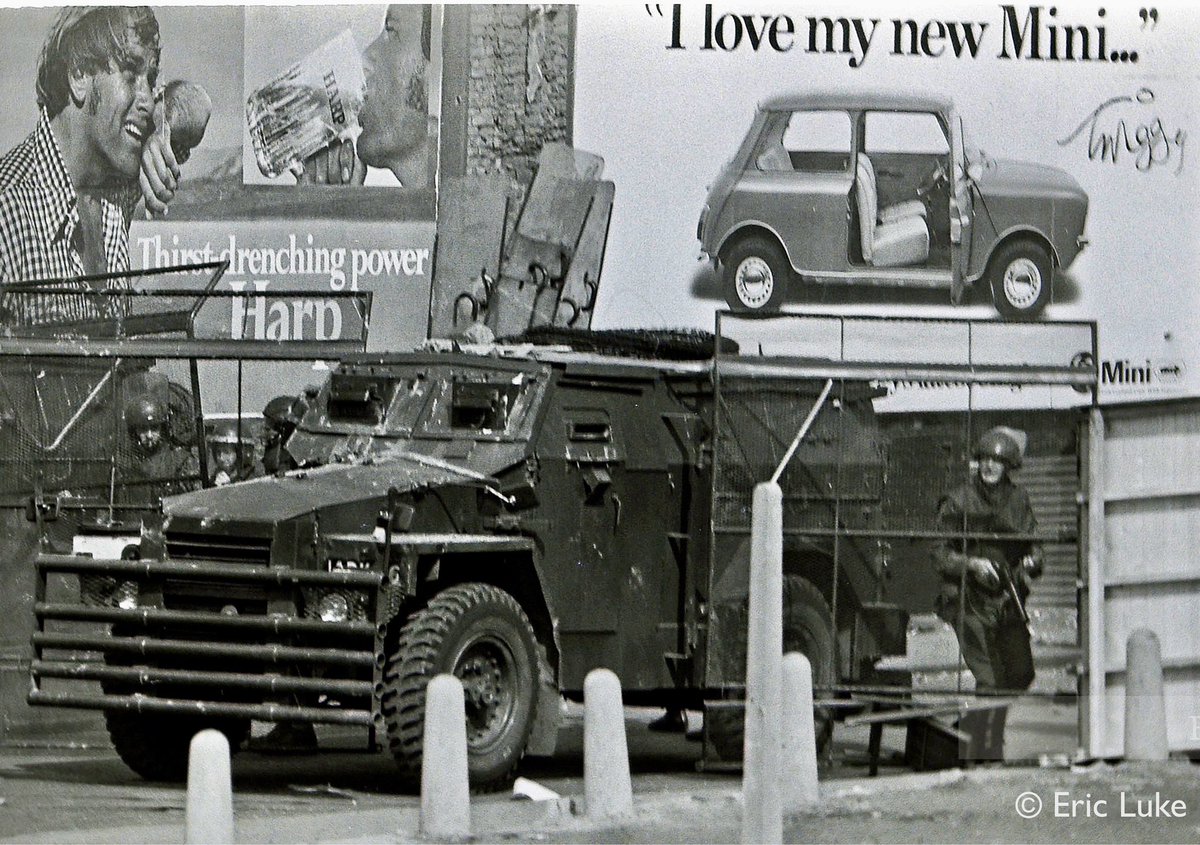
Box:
[995,557,1030,627]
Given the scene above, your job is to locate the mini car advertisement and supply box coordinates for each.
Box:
[574,0,1197,405]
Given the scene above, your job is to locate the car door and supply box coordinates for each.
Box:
[947,113,975,298]
[745,109,854,273]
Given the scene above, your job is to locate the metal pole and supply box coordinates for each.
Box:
[770,378,833,485]
[742,482,783,845]
[1086,407,1106,758]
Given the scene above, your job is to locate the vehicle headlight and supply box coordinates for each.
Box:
[114,581,139,610]
[80,575,139,609]
[316,593,350,623]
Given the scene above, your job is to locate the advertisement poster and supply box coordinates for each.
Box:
[0,5,439,362]
[0,5,1199,843]
[575,1,1197,407]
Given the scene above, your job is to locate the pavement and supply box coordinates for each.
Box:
[8,760,1200,844]
[0,614,1142,844]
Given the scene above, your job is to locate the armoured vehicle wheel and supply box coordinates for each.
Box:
[105,711,249,782]
[722,236,788,311]
[706,576,835,762]
[989,240,1052,319]
[383,582,540,792]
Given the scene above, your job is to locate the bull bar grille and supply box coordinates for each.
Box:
[165,532,273,565]
[31,554,385,726]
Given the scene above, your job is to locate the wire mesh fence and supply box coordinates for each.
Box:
[704,311,1097,706]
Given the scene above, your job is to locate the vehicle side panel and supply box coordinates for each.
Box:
[532,372,687,692]
[966,194,1059,280]
[713,171,854,272]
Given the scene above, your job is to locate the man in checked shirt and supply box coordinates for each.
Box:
[0,7,184,326]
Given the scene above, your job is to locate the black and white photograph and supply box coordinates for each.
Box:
[0,3,1196,843]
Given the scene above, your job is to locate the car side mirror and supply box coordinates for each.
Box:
[967,162,984,182]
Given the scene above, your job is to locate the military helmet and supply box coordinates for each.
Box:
[263,395,304,430]
[125,395,167,432]
[207,418,243,445]
[973,426,1023,469]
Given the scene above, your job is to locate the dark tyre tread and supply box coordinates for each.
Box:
[722,236,789,312]
[382,582,540,792]
[706,575,836,762]
[106,711,248,783]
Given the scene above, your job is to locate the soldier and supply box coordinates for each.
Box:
[206,418,256,486]
[932,426,1043,763]
[124,395,198,503]
[248,394,317,753]
[262,394,305,474]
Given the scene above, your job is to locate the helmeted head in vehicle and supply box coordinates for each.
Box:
[206,418,243,476]
[973,426,1025,486]
[125,395,167,453]
[263,395,304,440]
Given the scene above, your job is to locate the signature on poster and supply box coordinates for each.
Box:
[1057,88,1185,174]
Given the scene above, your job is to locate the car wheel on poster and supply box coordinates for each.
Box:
[722,236,789,312]
[989,239,1052,319]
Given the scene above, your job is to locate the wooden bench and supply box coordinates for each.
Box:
[843,696,1014,775]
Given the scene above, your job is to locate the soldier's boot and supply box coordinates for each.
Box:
[984,706,1009,763]
[648,708,688,733]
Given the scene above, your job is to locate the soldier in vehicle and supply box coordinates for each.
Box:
[261,394,305,474]
[124,395,198,502]
[248,394,317,753]
[932,426,1043,763]
[206,418,256,486]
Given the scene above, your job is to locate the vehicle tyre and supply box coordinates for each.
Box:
[706,576,836,762]
[105,711,250,782]
[989,240,1052,319]
[722,236,789,311]
[382,582,540,792]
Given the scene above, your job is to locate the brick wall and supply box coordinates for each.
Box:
[466,4,573,184]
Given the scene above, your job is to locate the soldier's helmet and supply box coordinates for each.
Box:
[973,426,1024,469]
[125,395,167,433]
[263,395,304,431]
[207,418,242,445]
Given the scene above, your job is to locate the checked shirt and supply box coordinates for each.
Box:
[0,109,136,326]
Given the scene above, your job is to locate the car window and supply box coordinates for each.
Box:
[863,111,949,155]
[774,110,851,173]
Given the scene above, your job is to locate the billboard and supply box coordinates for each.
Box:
[0,4,440,360]
[574,1,1198,405]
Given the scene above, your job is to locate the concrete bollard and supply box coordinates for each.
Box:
[742,482,783,845]
[420,674,471,838]
[186,729,233,845]
[1125,628,1169,762]
[584,668,633,818]
[781,652,819,809]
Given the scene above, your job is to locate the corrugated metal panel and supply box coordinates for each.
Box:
[1018,455,1079,610]
[1087,399,1200,758]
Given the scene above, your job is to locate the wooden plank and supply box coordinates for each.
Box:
[538,142,605,180]
[843,698,1012,728]
[506,175,597,280]
[532,180,615,330]
[428,176,510,339]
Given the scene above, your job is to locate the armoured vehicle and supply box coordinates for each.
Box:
[30,327,906,790]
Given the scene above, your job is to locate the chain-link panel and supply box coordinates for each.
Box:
[705,312,1096,708]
